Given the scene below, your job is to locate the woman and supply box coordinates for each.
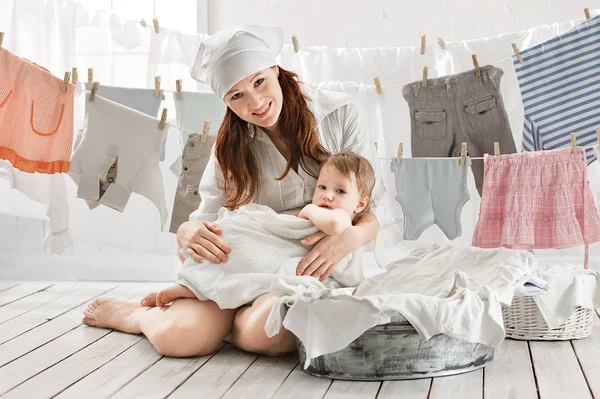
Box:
[82,25,382,357]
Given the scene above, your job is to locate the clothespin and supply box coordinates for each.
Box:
[437,37,446,50]
[175,79,182,101]
[420,35,426,55]
[61,72,71,94]
[585,8,591,19]
[472,55,481,77]
[596,127,600,144]
[374,76,382,94]
[511,43,524,64]
[0,32,4,48]
[292,35,300,53]
[87,68,93,90]
[201,120,210,143]
[140,18,147,27]
[152,17,160,34]
[459,142,467,166]
[494,142,501,163]
[71,67,78,85]
[396,142,403,165]
[89,82,99,102]
[159,108,167,130]
[154,76,161,98]
[571,133,577,155]
[421,66,428,88]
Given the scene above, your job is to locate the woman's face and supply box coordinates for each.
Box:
[223,66,283,134]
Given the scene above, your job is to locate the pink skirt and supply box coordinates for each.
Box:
[473,148,600,267]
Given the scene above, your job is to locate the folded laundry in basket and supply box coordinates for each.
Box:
[531,264,600,329]
[266,245,536,368]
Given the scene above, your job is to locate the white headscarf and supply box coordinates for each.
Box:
[190,25,284,99]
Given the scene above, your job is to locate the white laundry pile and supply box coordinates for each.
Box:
[265,245,537,368]
[177,203,364,309]
[528,264,600,329]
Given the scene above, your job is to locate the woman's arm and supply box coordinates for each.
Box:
[298,204,352,236]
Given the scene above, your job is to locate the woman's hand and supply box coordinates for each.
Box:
[177,220,231,264]
[296,227,359,281]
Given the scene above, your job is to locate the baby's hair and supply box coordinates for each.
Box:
[319,151,376,222]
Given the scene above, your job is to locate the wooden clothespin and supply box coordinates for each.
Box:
[396,142,403,165]
[437,37,446,50]
[159,108,167,130]
[61,72,71,94]
[87,68,93,90]
[571,133,577,155]
[422,66,428,88]
[152,17,160,34]
[140,18,147,27]
[420,35,426,55]
[585,8,591,19]
[494,142,501,163]
[459,142,467,166]
[154,76,161,98]
[472,55,481,77]
[292,35,300,53]
[511,43,524,64]
[596,127,600,144]
[0,32,4,48]
[175,79,182,101]
[201,120,210,143]
[374,76,382,94]
[71,67,78,85]
[89,82,99,102]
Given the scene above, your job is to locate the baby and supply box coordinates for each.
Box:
[143,151,376,308]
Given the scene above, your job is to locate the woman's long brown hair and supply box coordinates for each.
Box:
[214,67,330,210]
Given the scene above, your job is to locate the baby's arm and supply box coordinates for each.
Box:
[298,204,352,236]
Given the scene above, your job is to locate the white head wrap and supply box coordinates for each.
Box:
[190,25,284,99]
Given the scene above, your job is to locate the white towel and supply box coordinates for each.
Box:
[532,264,600,329]
[177,203,363,309]
[265,245,536,368]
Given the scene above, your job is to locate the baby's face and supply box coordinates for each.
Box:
[312,165,365,216]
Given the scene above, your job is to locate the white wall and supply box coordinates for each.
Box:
[209,0,600,47]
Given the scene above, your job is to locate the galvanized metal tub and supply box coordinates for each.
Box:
[295,313,495,380]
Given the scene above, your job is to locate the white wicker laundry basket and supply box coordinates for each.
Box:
[503,296,594,340]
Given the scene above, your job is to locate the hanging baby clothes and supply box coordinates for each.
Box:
[403,65,517,197]
[392,157,471,240]
[169,133,215,233]
[69,94,168,229]
[74,85,165,213]
[170,91,226,176]
[0,48,75,174]
[473,148,600,268]
[517,15,600,163]
[0,159,72,253]
[307,82,383,154]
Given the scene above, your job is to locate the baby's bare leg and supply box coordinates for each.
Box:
[156,284,197,307]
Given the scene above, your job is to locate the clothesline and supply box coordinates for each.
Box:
[381,143,599,161]
[330,50,518,90]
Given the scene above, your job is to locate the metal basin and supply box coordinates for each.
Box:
[296,314,495,380]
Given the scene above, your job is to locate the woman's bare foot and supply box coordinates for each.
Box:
[141,292,158,307]
[82,297,145,334]
[156,284,196,308]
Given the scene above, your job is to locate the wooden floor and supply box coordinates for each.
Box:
[0,282,598,399]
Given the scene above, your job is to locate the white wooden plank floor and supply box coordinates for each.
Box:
[0,281,598,399]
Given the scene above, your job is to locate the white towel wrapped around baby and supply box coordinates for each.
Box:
[177,203,363,309]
